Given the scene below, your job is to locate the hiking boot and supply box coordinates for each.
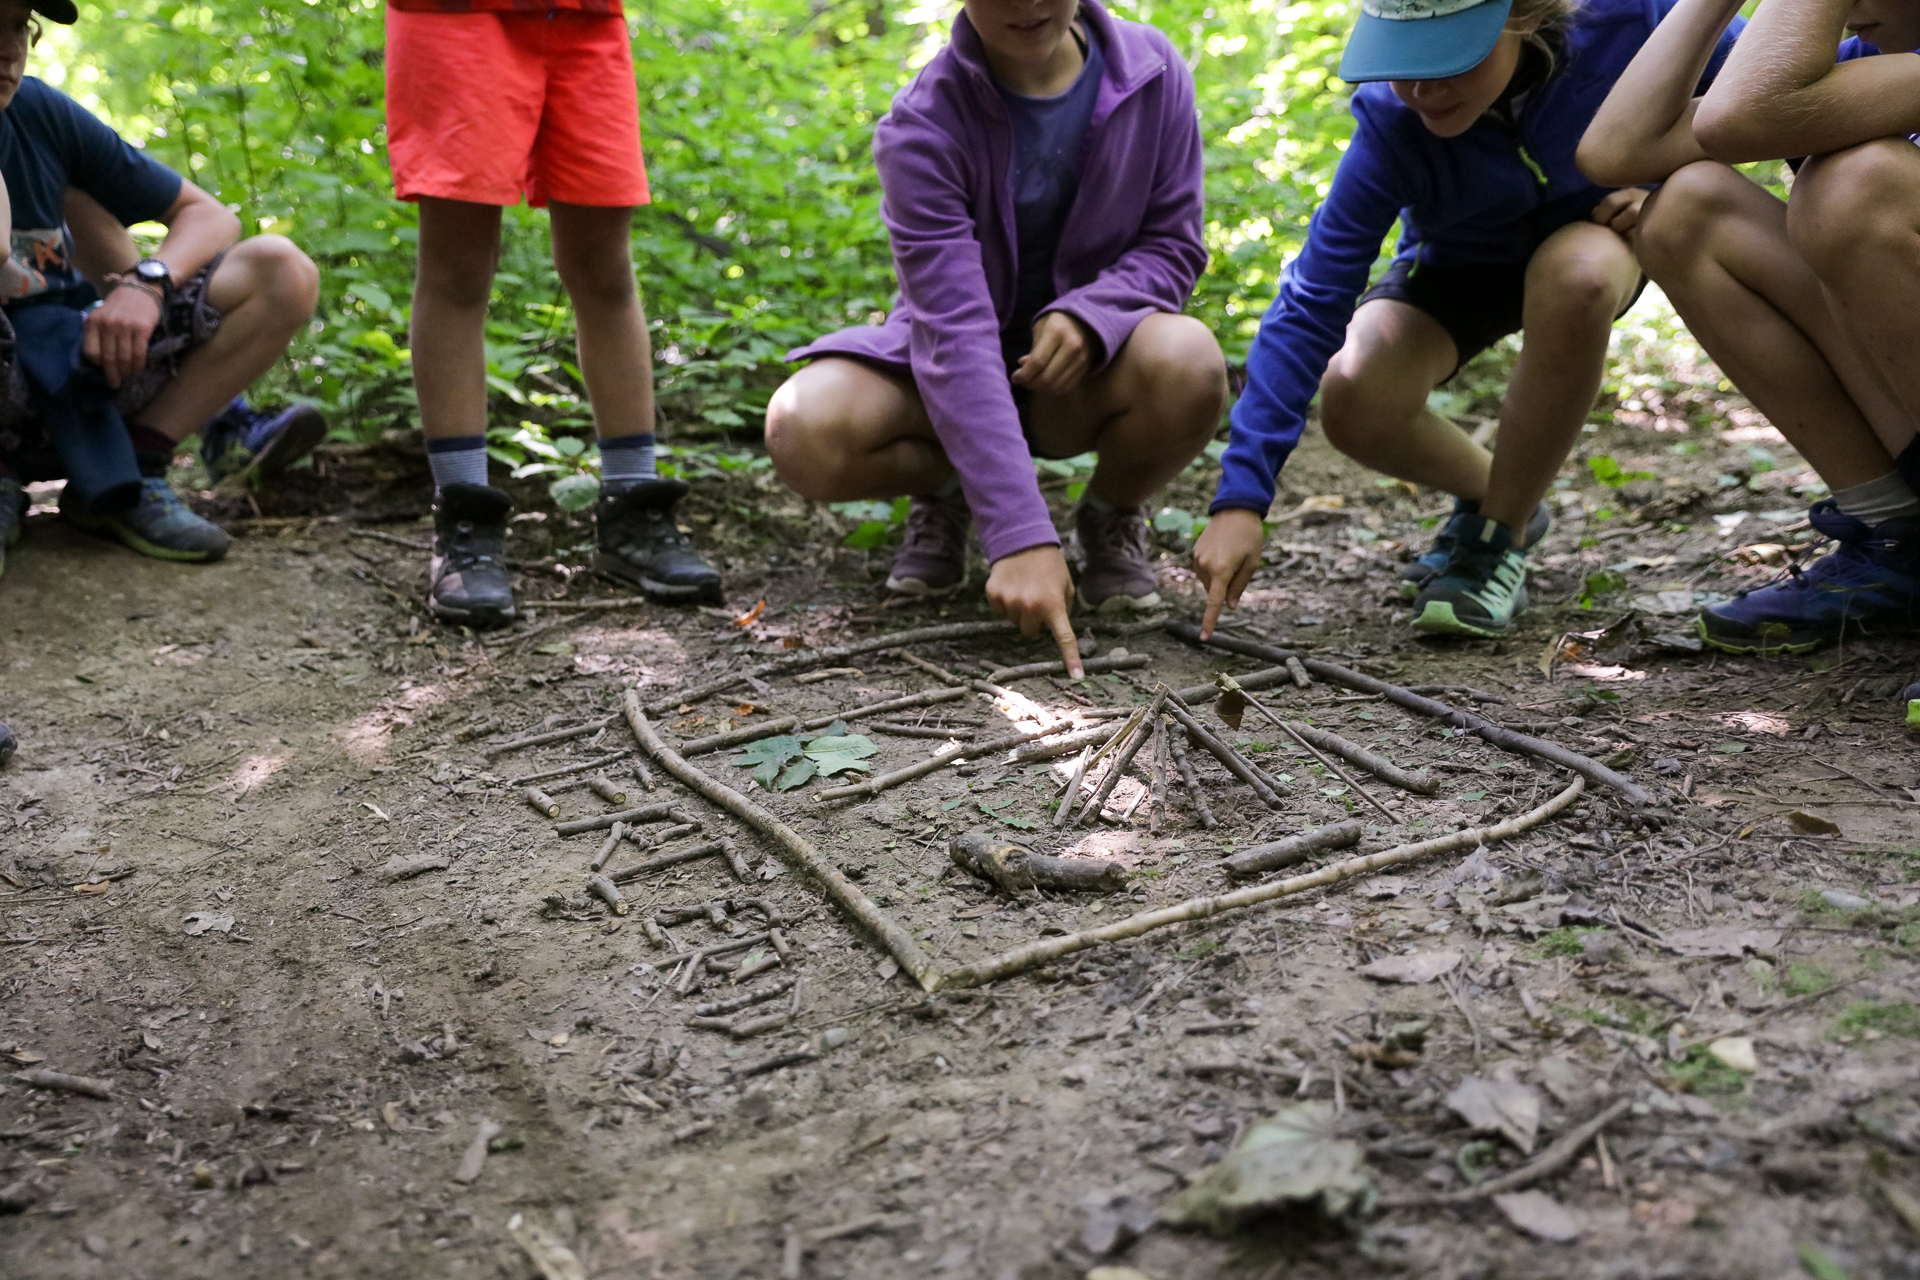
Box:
[0,478,23,580]
[592,477,723,603]
[199,398,328,484]
[885,492,970,597]
[1697,502,1920,655]
[1411,513,1530,638]
[0,720,14,767]
[1076,502,1161,612]
[1401,498,1550,600]
[430,482,517,626]
[61,476,230,562]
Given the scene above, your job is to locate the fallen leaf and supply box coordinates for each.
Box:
[1213,688,1247,730]
[1820,890,1870,911]
[1493,1190,1585,1242]
[1356,950,1461,984]
[380,854,450,884]
[1707,1037,1758,1073]
[733,599,767,627]
[71,882,112,895]
[1710,741,1748,755]
[1787,810,1841,836]
[183,912,235,937]
[506,1213,586,1280]
[1662,927,1781,958]
[1158,1102,1375,1234]
[1446,1077,1541,1155]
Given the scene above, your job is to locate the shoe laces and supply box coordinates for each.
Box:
[440,518,504,571]
[619,501,693,551]
[1081,505,1148,563]
[900,497,969,552]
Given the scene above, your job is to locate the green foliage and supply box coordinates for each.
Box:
[1670,1045,1747,1097]
[55,0,1368,449]
[1784,962,1836,997]
[732,719,873,790]
[1836,1000,1920,1040]
[1577,568,1628,609]
[1533,926,1603,957]
[1587,455,1655,489]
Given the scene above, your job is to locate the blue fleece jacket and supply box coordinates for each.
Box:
[1212,0,1741,517]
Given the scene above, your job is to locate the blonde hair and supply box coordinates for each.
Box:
[1508,0,1579,75]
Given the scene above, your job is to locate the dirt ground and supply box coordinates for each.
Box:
[2,404,1918,1280]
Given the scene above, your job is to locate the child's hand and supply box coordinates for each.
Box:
[985,544,1084,678]
[1011,311,1096,398]
[1591,187,1650,237]
[1193,508,1266,639]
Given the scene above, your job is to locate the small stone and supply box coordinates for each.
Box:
[822,1027,849,1049]
[83,1235,110,1258]
[1820,890,1869,911]
[1707,1036,1758,1073]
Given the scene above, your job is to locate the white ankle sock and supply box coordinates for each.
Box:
[1832,472,1920,524]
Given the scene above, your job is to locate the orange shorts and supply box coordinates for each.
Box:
[385,8,649,208]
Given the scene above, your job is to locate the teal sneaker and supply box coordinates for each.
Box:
[1412,513,1530,638]
[0,478,22,580]
[1400,499,1551,600]
[62,477,231,563]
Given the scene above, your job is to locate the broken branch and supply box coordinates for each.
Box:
[553,802,690,838]
[935,776,1584,989]
[1383,1099,1634,1208]
[1217,820,1364,879]
[623,692,939,992]
[647,621,1015,711]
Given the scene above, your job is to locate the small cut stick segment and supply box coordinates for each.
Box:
[1217,819,1365,879]
[590,823,625,873]
[588,774,628,806]
[524,787,560,818]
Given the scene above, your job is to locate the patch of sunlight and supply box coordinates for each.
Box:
[227,752,291,794]
[1718,710,1791,736]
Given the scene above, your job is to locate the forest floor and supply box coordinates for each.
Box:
[2,402,1918,1280]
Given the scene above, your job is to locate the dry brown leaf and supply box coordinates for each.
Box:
[1446,1076,1541,1154]
[1786,810,1841,836]
[1356,950,1461,984]
[1493,1190,1584,1241]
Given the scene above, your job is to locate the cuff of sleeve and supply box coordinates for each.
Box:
[980,521,1064,565]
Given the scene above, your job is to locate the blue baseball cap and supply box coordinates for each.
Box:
[1338,0,1516,82]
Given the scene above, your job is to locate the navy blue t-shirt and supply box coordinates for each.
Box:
[998,26,1104,341]
[0,77,183,310]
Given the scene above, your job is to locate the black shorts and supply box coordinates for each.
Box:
[1357,255,1646,379]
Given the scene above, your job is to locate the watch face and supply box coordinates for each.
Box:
[136,261,169,284]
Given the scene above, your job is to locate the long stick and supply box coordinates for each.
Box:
[1169,720,1216,828]
[484,717,615,758]
[1165,622,1649,805]
[934,777,1583,989]
[646,620,1015,712]
[553,802,689,838]
[1382,1099,1633,1208]
[677,688,972,758]
[506,752,631,788]
[985,653,1152,683]
[1282,721,1436,794]
[1220,677,1398,823]
[1054,746,1092,828]
[812,722,1072,803]
[1217,820,1363,879]
[957,721,1126,773]
[623,692,939,992]
[1164,699,1284,810]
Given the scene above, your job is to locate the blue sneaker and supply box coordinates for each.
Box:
[1400,498,1550,599]
[1698,502,1920,655]
[62,476,231,563]
[0,478,22,580]
[1411,513,1531,638]
[199,398,327,484]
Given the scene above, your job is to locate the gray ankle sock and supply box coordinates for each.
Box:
[1832,471,1920,525]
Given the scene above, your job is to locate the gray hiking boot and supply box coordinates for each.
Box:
[1076,502,1161,612]
[885,493,970,596]
[429,483,517,627]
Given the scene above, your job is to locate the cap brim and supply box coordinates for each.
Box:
[1338,0,1514,82]
[34,0,77,23]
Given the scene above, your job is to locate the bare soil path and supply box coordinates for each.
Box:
[2,423,1917,1280]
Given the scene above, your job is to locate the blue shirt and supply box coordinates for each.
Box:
[1213,0,1741,516]
[998,26,1105,337]
[0,77,183,311]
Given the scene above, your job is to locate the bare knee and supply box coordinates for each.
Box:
[1634,161,1746,280]
[1789,140,1920,277]
[1125,313,1226,439]
[1528,242,1630,326]
[230,235,320,324]
[554,246,639,312]
[765,370,856,501]
[1317,356,1407,456]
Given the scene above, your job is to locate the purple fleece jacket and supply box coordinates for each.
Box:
[785,0,1207,564]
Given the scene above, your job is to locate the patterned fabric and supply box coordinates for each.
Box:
[389,1,623,13]
[0,250,226,482]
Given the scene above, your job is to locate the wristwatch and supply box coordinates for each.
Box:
[133,258,174,298]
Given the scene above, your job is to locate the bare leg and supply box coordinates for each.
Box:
[764,358,944,500]
[1788,139,1920,463]
[1481,219,1642,534]
[136,236,320,444]
[410,197,503,444]
[1317,299,1482,498]
[548,203,655,443]
[1024,312,1226,503]
[1635,160,1904,489]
